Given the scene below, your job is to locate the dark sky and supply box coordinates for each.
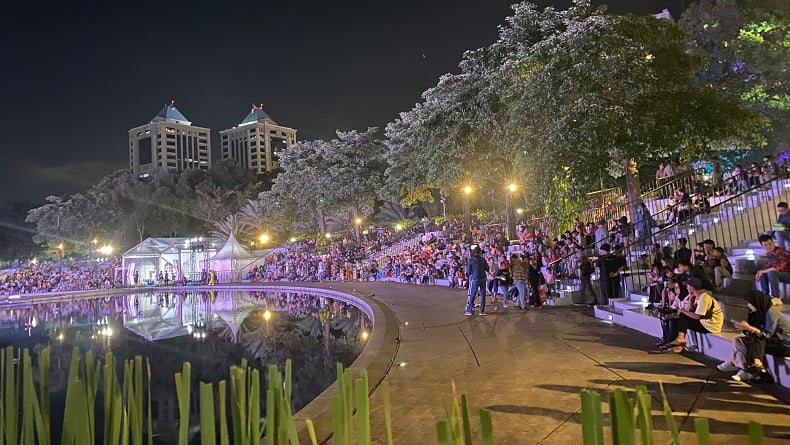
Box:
[0,0,683,203]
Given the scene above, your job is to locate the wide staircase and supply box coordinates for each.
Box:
[589,174,790,388]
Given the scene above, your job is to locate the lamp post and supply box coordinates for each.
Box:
[463,186,472,236]
[57,243,64,273]
[354,217,362,241]
[506,183,517,241]
[440,196,447,222]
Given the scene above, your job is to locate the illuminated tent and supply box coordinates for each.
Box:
[209,233,262,283]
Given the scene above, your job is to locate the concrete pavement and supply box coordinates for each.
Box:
[315,281,790,444]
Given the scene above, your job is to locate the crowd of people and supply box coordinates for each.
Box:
[1,262,118,297]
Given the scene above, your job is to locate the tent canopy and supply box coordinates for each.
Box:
[211,233,255,260]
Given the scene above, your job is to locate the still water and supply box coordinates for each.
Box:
[0,289,370,444]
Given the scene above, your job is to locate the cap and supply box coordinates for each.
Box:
[687,277,703,290]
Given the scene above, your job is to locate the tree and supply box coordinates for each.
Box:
[384,1,767,226]
[261,128,387,235]
[679,0,790,146]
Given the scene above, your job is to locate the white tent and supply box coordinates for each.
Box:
[209,233,260,283]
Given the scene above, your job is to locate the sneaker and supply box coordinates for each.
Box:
[464,312,473,316]
[717,361,738,372]
[502,304,509,308]
[732,369,756,382]
[479,311,487,316]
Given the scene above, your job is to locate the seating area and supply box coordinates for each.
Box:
[591,175,790,388]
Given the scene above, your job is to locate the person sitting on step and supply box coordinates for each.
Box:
[755,233,790,299]
[662,277,723,352]
[717,289,790,382]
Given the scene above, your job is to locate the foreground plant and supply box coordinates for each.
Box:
[580,384,764,445]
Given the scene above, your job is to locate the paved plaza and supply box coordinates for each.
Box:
[308,282,790,444]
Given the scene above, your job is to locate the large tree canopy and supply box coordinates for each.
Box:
[679,0,789,146]
[255,128,387,236]
[384,0,767,222]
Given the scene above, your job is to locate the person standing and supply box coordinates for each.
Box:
[578,252,599,305]
[596,244,625,304]
[510,254,527,310]
[493,259,513,308]
[526,257,543,307]
[464,246,490,316]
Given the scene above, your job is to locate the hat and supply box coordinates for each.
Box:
[687,277,703,290]
[599,243,611,252]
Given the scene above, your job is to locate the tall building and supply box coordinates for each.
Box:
[129,103,211,175]
[220,105,297,173]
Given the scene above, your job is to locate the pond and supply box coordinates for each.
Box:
[0,288,371,444]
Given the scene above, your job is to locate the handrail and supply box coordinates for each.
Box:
[624,171,790,289]
[548,171,789,277]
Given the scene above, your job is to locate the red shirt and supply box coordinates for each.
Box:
[766,246,790,273]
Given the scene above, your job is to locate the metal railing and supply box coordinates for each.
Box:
[627,172,790,291]
[548,171,790,296]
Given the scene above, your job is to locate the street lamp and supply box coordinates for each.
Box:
[463,186,472,236]
[259,233,270,245]
[57,243,64,273]
[354,217,362,241]
[440,196,447,222]
[506,183,517,241]
[99,245,113,257]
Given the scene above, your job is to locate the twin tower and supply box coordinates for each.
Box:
[128,103,297,175]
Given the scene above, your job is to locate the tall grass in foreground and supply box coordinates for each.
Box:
[0,345,768,444]
[580,384,765,445]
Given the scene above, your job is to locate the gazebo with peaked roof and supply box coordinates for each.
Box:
[209,233,265,283]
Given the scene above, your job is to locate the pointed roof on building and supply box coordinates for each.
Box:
[153,101,192,125]
[239,104,276,126]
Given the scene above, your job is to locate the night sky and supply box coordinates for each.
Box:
[0,0,684,203]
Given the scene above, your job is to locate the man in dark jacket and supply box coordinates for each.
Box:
[596,244,626,304]
[465,246,490,316]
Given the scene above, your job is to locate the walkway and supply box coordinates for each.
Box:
[319,282,790,444]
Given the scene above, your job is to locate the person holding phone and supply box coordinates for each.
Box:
[717,290,790,381]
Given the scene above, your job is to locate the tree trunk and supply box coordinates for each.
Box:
[623,157,642,224]
[317,208,326,235]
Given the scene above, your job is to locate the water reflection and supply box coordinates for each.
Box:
[0,290,370,444]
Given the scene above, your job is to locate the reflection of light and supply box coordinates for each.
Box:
[737,206,744,211]
[688,229,695,235]
[398,362,407,367]
[57,333,64,341]
[99,245,113,255]
[325,233,332,239]
[746,249,754,256]
[290,237,297,243]
[263,310,272,321]
[713,217,720,223]
[361,330,369,341]
[641,297,648,303]
[395,224,403,231]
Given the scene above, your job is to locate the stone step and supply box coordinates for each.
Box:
[593,302,790,388]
